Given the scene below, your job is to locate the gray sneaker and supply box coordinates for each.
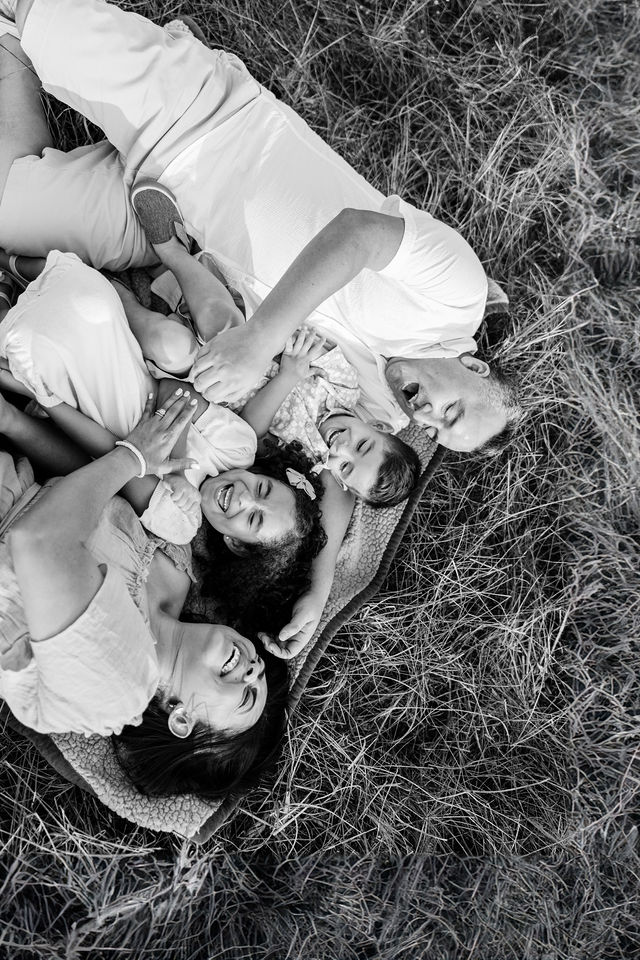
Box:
[130,179,192,251]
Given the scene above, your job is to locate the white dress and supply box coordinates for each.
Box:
[0,251,256,543]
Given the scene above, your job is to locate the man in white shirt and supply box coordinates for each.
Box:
[0,0,522,454]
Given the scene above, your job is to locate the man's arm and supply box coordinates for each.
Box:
[192,209,405,403]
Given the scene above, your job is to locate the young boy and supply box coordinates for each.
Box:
[236,327,420,508]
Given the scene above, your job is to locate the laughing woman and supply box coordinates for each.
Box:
[0,391,288,799]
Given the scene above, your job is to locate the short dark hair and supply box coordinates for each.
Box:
[475,361,525,457]
[112,638,289,801]
[363,433,421,508]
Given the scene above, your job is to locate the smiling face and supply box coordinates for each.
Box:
[318,413,387,498]
[385,354,508,452]
[167,624,268,733]
[200,469,297,546]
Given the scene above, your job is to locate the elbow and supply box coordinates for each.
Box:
[7,521,48,566]
[8,507,65,561]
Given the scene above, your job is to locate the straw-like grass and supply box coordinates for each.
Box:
[1,1,639,957]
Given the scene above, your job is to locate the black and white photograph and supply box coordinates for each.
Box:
[0,1,637,957]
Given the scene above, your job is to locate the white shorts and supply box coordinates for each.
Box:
[0,0,259,268]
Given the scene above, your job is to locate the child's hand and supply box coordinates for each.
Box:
[259,587,328,660]
[279,327,326,382]
[163,473,202,512]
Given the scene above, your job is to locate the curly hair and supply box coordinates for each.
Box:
[364,433,421,508]
[112,638,289,801]
[202,438,327,636]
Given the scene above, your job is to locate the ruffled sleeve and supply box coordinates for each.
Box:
[0,564,159,736]
[139,481,202,546]
[186,403,257,476]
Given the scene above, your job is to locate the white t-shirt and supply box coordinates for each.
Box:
[161,86,488,431]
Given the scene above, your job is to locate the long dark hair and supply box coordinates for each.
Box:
[112,638,288,801]
[202,439,327,636]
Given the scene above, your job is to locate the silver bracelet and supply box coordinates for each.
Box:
[114,440,147,478]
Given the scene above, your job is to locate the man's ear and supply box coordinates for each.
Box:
[223,534,251,557]
[459,353,490,378]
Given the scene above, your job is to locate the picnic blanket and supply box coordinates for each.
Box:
[0,275,507,841]
[1,425,442,840]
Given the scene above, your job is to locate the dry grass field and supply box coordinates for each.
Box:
[1,1,639,957]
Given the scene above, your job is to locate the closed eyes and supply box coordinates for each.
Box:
[249,510,264,531]
[249,482,272,530]
[446,404,463,427]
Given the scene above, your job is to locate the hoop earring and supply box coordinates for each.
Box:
[168,703,194,739]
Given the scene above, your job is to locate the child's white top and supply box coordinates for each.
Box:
[0,252,256,544]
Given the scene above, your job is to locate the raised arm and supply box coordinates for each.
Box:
[9,393,197,643]
[239,328,326,439]
[261,472,356,660]
[192,209,405,403]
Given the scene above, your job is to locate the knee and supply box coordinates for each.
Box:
[196,296,244,338]
[145,318,198,375]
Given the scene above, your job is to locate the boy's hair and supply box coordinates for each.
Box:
[363,433,421,508]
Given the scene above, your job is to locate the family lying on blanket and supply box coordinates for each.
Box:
[0,1,522,806]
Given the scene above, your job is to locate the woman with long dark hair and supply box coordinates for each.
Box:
[0,391,294,799]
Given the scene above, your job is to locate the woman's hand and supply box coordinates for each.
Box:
[163,473,202,512]
[279,327,326,382]
[259,587,329,660]
[125,389,199,477]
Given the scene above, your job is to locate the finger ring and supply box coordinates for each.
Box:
[155,408,166,418]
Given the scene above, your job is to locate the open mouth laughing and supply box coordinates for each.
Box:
[216,483,233,512]
[325,425,346,448]
[220,643,241,676]
[400,382,419,407]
